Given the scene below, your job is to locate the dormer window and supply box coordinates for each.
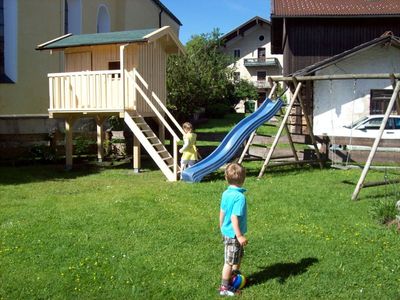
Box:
[234,49,241,58]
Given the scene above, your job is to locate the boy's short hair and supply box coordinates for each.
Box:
[182,122,193,132]
[225,163,246,186]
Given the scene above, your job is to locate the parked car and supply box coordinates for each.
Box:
[334,115,400,139]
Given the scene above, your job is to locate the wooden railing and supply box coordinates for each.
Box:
[127,68,184,178]
[48,70,123,112]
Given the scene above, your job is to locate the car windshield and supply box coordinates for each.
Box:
[344,116,369,129]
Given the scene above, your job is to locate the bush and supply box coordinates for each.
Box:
[206,102,231,118]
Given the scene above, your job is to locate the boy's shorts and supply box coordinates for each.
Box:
[223,236,244,265]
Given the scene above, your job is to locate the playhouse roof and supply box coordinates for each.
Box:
[36,27,184,53]
[293,33,400,76]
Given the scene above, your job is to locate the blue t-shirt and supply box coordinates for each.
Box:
[220,185,247,238]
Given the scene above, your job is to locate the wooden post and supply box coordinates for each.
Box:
[292,78,324,169]
[238,82,278,164]
[390,74,400,115]
[65,117,76,170]
[258,81,303,178]
[352,81,400,200]
[96,115,106,162]
[133,135,141,172]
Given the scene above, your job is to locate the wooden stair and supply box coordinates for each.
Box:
[124,112,178,181]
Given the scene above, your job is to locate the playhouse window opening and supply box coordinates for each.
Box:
[108,61,120,78]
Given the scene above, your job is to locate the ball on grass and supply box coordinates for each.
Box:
[230,274,246,289]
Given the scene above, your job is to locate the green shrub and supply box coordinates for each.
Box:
[206,102,230,118]
[370,198,398,225]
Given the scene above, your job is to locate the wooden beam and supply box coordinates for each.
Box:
[270,73,400,82]
[352,81,400,200]
[292,78,324,169]
[258,81,303,178]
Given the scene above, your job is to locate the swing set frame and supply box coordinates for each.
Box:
[242,73,400,201]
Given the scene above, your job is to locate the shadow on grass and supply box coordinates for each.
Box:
[246,257,319,287]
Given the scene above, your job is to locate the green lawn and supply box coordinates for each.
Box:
[1,161,400,299]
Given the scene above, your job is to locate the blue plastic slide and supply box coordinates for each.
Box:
[181,98,283,182]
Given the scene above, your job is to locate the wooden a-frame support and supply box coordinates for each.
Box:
[264,72,400,200]
[239,78,323,178]
[351,80,400,200]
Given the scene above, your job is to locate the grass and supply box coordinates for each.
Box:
[1,161,400,299]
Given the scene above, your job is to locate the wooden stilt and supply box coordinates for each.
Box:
[351,80,400,200]
[133,134,141,172]
[96,115,106,162]
[65,117,76,170]
[258,82,303,178]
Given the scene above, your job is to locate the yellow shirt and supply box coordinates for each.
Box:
[181,132,198,161]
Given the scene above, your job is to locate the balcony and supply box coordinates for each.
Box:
[254,80,271,89]
[244,57,280,67]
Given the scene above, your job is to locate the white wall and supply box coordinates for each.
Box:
[221,24,283,82]
[313,45,400,136]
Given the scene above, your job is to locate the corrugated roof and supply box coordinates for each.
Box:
[36,28,157,50]
[272,0,400,17]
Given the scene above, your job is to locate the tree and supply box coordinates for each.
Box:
[167,29,235,120]
[231,80,258,102]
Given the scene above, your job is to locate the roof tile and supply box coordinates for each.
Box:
[272,0,400,16]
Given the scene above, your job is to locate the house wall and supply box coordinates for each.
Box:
[125,40,167,115]
[222,24,283,84]
[313,45,400,136]
[279,18,400,75]
[0,0,180,138]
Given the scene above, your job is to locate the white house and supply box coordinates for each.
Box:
[293,34,400,137]
[220,16,283,102]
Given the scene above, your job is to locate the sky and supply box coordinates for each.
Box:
[161,0,271,44]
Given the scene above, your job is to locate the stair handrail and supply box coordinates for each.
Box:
[132,68,185,136]
[127,69,181,141]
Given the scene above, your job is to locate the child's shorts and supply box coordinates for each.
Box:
[223,236,244,265]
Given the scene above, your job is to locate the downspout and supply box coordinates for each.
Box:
[159,8,163,28]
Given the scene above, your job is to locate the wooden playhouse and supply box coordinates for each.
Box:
[37,26,185,181]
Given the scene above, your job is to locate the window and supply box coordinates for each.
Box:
[1,0,17,83]
[370,89,397,114]
[65,0,82,35]
[97,5,110,33]
[393,117,400,129]
[258,47,266,59]
[233,49,240,58]
[0,0,4,77]
[259,35,264,41]
[108,61,120,78]
[363,117,383,130]
[257,71,266,81]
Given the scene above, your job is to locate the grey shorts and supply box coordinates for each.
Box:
[223,236,244,265]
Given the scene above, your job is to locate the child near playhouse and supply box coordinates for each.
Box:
[219,163,248,296]
[179,122,199,171]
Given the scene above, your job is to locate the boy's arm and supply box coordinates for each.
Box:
[219,210,225,229]
[231,215,248,246]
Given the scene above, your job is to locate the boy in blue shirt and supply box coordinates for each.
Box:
[219,163,248,296]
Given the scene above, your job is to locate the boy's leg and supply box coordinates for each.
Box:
[220,236,243,295]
